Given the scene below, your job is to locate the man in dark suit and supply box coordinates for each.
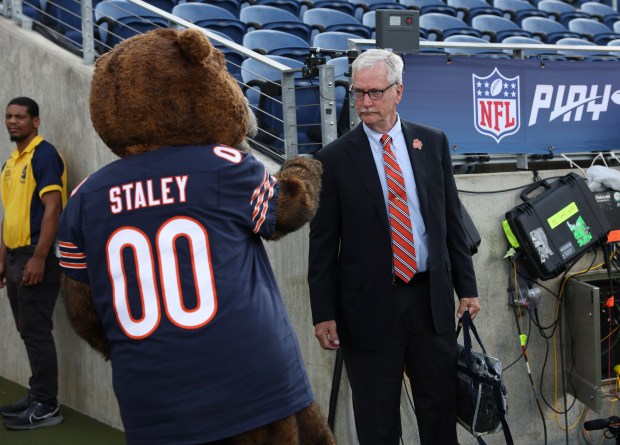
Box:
[308,49,481,445]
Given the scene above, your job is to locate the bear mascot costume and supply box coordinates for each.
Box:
[57,28,336,445]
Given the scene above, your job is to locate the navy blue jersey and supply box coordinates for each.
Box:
[58,145,313,444]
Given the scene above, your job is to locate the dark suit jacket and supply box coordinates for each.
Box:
[308,120,478,351]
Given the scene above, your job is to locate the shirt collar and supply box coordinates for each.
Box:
[363,114,402,149]
[11,135,43,159]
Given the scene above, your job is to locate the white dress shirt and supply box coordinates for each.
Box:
[363,115,429,272]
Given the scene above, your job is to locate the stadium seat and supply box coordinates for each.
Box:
[46,0,104,50]
[243,29,311,62]
[608,38,620,56]
[362,10,376,31]
[568,17,620,45]
[536,0,592,26]
[143,0,176,13]
[471,14,533,42]
[616,21,620,33]
[352,0,407,21]
[419,12,482,40]
[171,3,246,43]
[501,35,567,59]
[180,0,241,17]
[520,16,581,43]
[313,31,362,52]
[22,0,46,22]
[492,0,549,25]
[249,0,311,18]
[303,8,373,39]
[399,0,459,16]
[443,34,511,56]
[240,5,313,42]
[95,0,168,52]
[555,36,617,60]
[580,2,620,28]
[240,55,322,155]
[447,0,504,25]
[312,0,358,17]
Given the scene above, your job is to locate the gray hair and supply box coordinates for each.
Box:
[351,49,404,85]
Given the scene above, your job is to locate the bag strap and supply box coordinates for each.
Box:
[456,312,515,445]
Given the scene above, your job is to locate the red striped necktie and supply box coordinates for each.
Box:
[381,133,418,282]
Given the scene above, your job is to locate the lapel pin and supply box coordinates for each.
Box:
[413,139,423,150]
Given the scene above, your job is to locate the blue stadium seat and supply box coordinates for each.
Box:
[520,16,581,43]
[580,1,620,28]
[303,8,373,39]
[501,35,568,59]
[46,0,104,50]
[179,0,241,17]
[240,55,322,155]
[443,34,511,56]
[608,38,620,56]
[243,29,310,62]
[171,3,246,43]
[568,17,620,45]
[313,30,362,51]
[399,0,459,16]
[555,36,618,60]
[471,14,533,41]
[447,0,504,25]
[492,0,549,25]
[95,0,168,52]
[249,0,311,18]
[419,12,482,40]
[240,5,313,42]
[143,0,176,13]
[22,0,46,22]
[362,10,376,31]
[536,0,592,26]
[615,21,620,33]
[312,0,358,16]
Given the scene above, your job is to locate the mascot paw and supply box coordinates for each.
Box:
[271,157,323,240]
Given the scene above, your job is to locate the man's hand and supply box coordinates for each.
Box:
[314,320,340,350]
[457,297,481,321]
[22,254,45,286]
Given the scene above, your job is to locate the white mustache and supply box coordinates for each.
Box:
[359,108,377,113]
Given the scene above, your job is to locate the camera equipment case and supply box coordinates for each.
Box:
[505,173,610,281]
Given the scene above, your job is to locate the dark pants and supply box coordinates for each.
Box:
[342,279,458,445]
[6,246,61,405]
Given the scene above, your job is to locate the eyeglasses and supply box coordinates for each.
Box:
[350,82,397,101]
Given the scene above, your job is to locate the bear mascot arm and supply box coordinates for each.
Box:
[61,28,334,445]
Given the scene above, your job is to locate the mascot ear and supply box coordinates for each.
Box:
[177,28,212,64]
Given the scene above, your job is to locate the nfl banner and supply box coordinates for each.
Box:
[400,55,620,155]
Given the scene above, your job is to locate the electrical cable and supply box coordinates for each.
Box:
[510,258,548,444]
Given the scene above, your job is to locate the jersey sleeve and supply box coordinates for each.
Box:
[31,142,65,198]
[217,148,280,239]
[57,187,89,284]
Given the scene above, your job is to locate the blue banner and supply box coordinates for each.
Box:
[400,55,620,155]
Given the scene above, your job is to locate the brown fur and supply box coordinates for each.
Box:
[89,28,249,158]
[209,403,336,445]
[62,275,111,360]
[271,157,323,240]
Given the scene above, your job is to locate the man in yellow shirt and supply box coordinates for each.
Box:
[0,97,67,430]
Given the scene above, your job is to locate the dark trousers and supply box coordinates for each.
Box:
[342,279,458,445]
[6,247,61,405]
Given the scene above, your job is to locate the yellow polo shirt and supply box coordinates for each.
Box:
[1,135,67,249]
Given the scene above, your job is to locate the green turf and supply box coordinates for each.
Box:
[0,376,126,445]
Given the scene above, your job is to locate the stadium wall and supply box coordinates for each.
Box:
[0,15,615,444]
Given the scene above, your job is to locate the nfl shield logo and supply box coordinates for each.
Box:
[473,68,520,143]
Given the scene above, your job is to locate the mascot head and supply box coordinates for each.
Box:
[89,28,249,157]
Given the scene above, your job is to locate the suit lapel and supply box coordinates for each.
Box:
[402,121,428,220]
[347,125,390,232]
